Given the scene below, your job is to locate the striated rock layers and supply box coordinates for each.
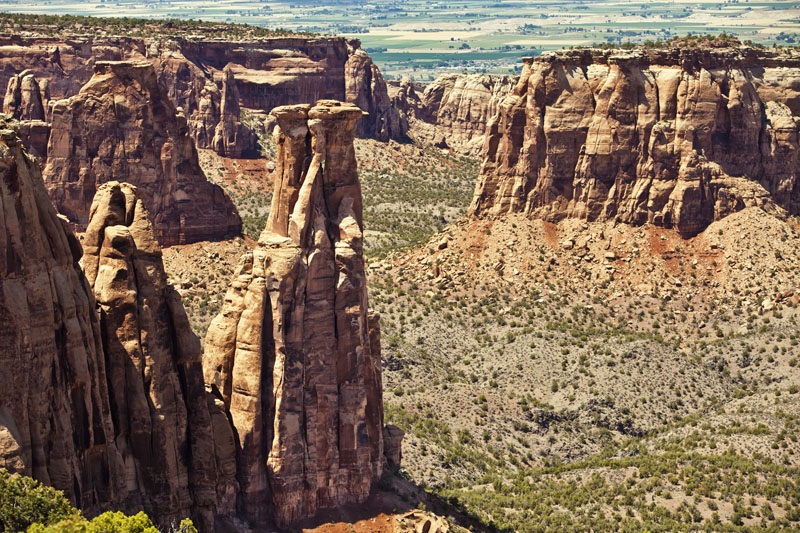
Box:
[471,47,800,236]
[0,33,406,148]
[203,100,391,526]
[390,73,513,155]
[43,60,241,246]
[212,65,256,158]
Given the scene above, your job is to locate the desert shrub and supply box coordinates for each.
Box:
[0,469,75,532]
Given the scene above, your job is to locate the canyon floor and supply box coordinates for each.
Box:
[163,137,800,532]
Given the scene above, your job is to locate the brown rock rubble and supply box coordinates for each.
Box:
[203,99,395,526]
[471,47,800,236]
[43,60,241,246]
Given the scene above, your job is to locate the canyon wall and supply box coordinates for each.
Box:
[0,33,405,154]
[471,47,800,236]
[390,73,514,154]
[203,100,391,526]
[43,60,241,246]
[0,114,126,516]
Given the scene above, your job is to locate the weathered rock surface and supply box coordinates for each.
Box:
[81,181,229,530]
[0,115,128,514]
[345,42,407,141]
[3,70,50,160]
[43,60,241,245]
[471,47,800,235]
[203,100,394,526]
[212,66,256,158]
[0,33,406,149]
[390,73,514,154]
[148,39,223,153]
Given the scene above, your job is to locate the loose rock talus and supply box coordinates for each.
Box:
[203,99,394,526]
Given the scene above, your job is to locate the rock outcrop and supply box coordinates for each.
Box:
[345,42,407,141]
[81,181,231,530]
[149,40,223,153]
[43,60,241,245]
[0,118,239,530]
[212,66,256,158]
[390,73,514,154]
[0,115,128,515]
[203,100,393,526]
[471,47,800,235]
[3,70,50,160]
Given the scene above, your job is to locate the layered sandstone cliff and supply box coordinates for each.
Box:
[390,73,513,154]
[471,47,800,235]
[43,60,241,245]
[203,100,391,526]
[0,33,406,149]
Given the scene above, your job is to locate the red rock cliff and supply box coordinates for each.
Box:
[203,100,393,526]
[43,60,241,246]
[0,33,406,149]
[471,47,800,235]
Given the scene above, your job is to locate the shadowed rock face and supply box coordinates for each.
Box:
[0,137,240,530]
[471,47,800,236]
[43,60,242,246]
[82,181,231,531]
[203,100,391,526]
[0,115,128,514]
[390,73,514,155]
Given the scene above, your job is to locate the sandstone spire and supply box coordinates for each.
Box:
[212,65,256,158]
[203,100,393,526]
[43,60,242,245]
[81,181,234,530]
